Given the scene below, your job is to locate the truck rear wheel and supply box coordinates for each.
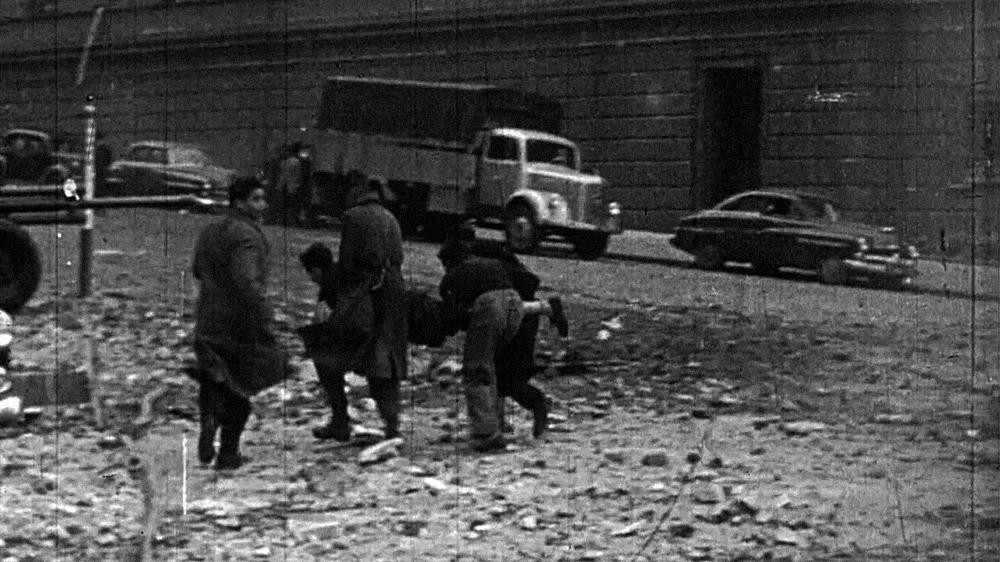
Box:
[0,221,41,313]
[573,233,609,259]
[504,202,539,254]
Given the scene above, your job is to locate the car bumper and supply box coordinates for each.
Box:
[540,214,623,235]
[843,255,919,280]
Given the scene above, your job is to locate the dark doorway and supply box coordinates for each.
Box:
[696,66,763,208]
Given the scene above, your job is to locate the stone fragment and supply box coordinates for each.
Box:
[97,433,126,450]
[779,421,826,436]
[357,437,404,465]
[640,451,669,467]
[603,449,627,464]
[751,415,783,429]
[610,521,642,537]
[773,528,807,547]
[691,483,726,504]
[214,517,241,529]
[873,414,915,425]
[668,522,696,538]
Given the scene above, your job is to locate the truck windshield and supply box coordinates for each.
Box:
[525,140,577,170]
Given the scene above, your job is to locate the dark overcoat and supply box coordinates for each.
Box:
[192,208,287,397]
[339,192,408,380]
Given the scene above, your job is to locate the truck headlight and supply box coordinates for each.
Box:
[0,309,12,350]
[547,194,567,221]
[608,202,621,216]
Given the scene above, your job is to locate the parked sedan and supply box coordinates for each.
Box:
[103,141,234,204]
[671,190,919,286]
[0,128,84,184]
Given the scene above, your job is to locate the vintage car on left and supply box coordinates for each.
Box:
[670,189,919,286]
[0,128,85,185]
[103,141,234,204]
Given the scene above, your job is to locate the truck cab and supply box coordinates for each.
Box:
[475,128,621,258]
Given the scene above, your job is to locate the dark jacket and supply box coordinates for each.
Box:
[439,255,514,330]
[339,192,408,380]
[192,208,286,396]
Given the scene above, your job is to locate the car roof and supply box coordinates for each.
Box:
[490,128,575,145]
[126,140,204,151]
[721,189,835,204]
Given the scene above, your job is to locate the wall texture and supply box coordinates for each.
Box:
[1,0,997,255]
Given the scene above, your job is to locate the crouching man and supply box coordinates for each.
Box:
[437,238,567,452]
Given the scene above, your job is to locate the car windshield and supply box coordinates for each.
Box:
[798,196,839,221]
[525,140,577,170]
[172,147,211,166]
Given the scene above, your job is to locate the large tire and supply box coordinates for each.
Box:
[0,221,41,313]
[504,202,539,254]
[692,243,724,270]
[573,232,609,260]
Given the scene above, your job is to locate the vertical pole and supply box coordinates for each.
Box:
[78,96,97,298]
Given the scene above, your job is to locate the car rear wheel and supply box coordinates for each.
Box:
[504,202,539,254]
[752,259,779,276]
[0,220,41,313]
[817,257,848,285]
[573,233,609,260]
[692,243,724,270]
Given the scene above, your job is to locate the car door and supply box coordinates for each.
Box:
[129,146,169,195]
[718,194,771,262]
[476,134,521,216]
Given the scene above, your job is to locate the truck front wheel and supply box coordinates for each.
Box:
[0,221,41,313]
[573,233,609,259]
[504,202,539,254]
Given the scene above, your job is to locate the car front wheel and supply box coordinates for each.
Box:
[692,243,724,270]
[504,202,539,254]
[817,257,848,285]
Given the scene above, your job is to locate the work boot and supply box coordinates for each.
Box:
[312,420,352,442]
[548,296,569,337]
[197,412,218,465]
[215,427,245,471]
[196,384,218,464]
[496,397,514,434]
[471,432,506,453]
[532,399,549,439]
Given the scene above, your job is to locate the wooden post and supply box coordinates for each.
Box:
[78,96,97,298]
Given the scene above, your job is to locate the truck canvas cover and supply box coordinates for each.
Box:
[315,76,562,145]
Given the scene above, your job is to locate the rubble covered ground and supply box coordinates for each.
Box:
[0,209,998,561]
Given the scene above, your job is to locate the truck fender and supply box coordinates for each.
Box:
[504,191,547,222]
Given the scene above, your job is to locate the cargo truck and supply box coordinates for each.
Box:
[304,76,622,258]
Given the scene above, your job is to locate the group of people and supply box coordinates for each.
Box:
[188,173,568,469]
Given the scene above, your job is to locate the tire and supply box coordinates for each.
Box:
[0,221,41,313]
[692,243,724,270]
[504,202,539,254]
[573,233,609,260]
[751,259,779,276]
[817,257,848,285]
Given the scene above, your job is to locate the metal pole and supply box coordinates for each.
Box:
[78,96,97,298]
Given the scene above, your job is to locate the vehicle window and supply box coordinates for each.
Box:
[720,195,769,212]
[486,136,519,161]
[797,196,839,221]
[173,148,210,166]
[526,140,577,169]
[762,197,792,216]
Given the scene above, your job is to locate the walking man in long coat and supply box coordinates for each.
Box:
[191,177,289,470]
[335,172,408,440]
